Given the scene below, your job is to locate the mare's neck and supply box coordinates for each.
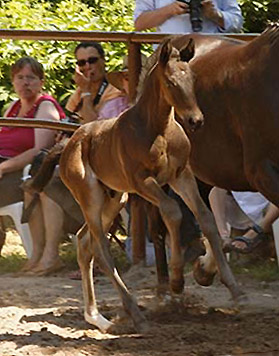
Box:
[137,73,172,135]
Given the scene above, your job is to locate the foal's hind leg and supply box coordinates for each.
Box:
[170,165,245,303]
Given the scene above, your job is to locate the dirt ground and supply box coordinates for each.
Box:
[1,234,279,356]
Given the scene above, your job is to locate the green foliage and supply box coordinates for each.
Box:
[232,258,279,282]
[1,0,279,113]
[0,0,134,113]
[239,0,279,33]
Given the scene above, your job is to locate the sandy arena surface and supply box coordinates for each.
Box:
[1,233,279,356]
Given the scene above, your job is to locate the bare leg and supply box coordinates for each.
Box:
[21,191,45,271]
[209,187,231,239]
[231,203,279,251]
[29,192,64,275]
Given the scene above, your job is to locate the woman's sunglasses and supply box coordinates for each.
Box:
[77,56,100,67]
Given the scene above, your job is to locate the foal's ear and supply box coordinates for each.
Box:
[159,39,173,66]
[180,38,195,63]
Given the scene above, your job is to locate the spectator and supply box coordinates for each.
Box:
[231,202,279,254]
[0,56,65,255]
[23,42,130,276]
[208,187,277,254]
[134,0,243,34]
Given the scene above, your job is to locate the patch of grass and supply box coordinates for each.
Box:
[231,258,279,282]
[0,253,26,274]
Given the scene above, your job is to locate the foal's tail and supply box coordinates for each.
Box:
[22,139,68,194]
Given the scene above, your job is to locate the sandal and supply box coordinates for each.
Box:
[230,224,267,254]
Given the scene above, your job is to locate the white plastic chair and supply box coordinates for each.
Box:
[272,218,279,267]
[0,165,33,258]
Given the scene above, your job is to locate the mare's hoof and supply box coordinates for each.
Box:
[171,278,184,294]
[135,320,150,334]
[193,258,216,287]
[156,283,170,298]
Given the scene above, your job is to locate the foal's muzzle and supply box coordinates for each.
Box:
[188,114,204,132]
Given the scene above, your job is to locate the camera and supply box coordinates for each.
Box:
[178,0,203,32]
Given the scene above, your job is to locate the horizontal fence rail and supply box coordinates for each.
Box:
[0,118,80,132]
[0,29,259,103]
[0,29,258,43]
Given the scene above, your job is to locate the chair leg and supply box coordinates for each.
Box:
[272,218,279,267]
[0,217,6,256]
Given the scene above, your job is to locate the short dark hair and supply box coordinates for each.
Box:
[11,57,44,80]
[74,42,105,59]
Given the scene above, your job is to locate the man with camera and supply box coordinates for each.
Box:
[134,0,243,34]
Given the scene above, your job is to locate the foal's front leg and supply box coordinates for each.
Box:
[170,165,245,303]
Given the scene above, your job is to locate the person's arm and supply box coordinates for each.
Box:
[0,101,60,178]
[203,0,243,33]
[134,0,188,31]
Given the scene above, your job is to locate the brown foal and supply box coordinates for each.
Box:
[57,38,243,332]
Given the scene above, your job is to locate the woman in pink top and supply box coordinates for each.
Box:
[0,57,65,253]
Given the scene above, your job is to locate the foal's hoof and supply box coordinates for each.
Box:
[193,258,216,287]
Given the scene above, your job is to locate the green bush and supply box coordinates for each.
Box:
[239,0,279,33]
[0,0,134,113]
[1,0,279,113]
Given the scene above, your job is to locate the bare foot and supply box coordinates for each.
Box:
[26,258,64,276]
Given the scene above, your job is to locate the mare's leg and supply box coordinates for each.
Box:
[64,169,147,332]
[146,204,169,295]
[129,194,146,265]
[170,165,245,302]
[135,178,184,294]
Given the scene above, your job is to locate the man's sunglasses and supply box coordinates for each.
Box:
[77,56,100,67]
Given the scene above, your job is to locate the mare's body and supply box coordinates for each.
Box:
[146,26,279,284]
[173,27,279,200]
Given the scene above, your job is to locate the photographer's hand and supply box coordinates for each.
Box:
[202,0,224,29]
[135,1,188,31]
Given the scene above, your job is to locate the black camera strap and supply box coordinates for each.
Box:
[93,78,108,106]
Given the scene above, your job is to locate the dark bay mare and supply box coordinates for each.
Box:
[56,38,243,332]
[138,24,279,286]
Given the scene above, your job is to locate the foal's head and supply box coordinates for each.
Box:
[157,39,204,132]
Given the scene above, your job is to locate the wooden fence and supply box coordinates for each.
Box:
[0,29,258,101]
